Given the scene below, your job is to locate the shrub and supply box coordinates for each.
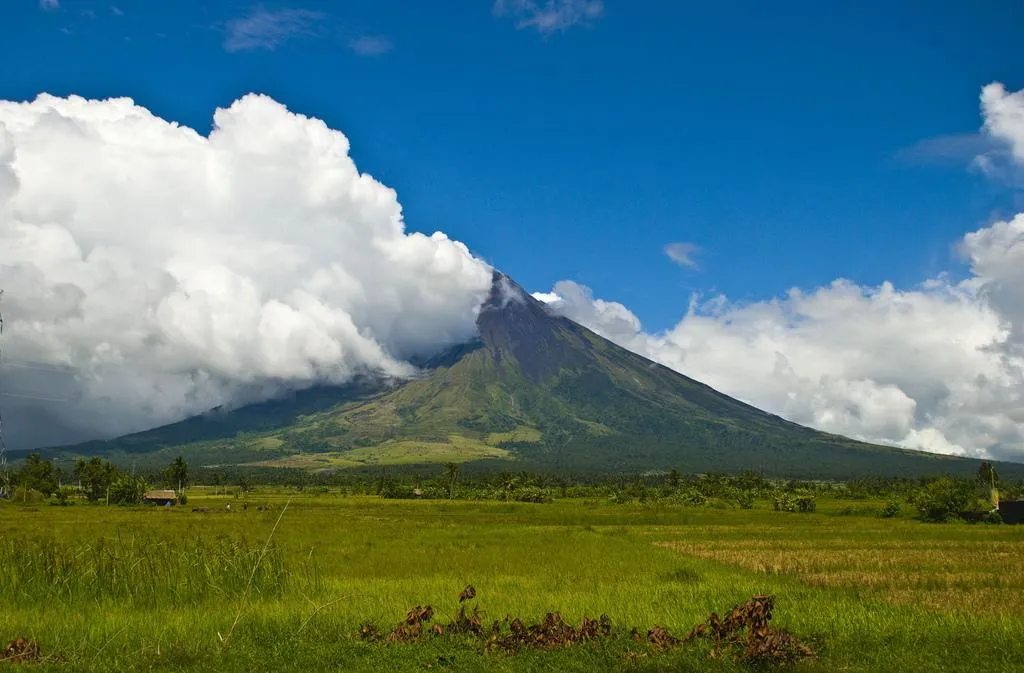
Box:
[774,491,815,513]
[11,487,46,505]
[379,483,415,499]
[734,490,755,510]
[108,474,147,505]
[773,493,795,512]
[52,486,77,506]
[911,478,972,522]
[675,489,708,507]
[511,486,550,503]
[796,494,816,513]
[880,500,900,518]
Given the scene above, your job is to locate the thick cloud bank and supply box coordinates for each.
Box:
[535,82,1024,462]
[0,93,492,448]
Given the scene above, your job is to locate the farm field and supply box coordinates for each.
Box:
[2,492,1023,672]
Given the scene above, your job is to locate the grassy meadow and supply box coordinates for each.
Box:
[2,491,1022,672]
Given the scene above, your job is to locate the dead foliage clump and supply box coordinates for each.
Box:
[358,622,382,643]
[485,612,613,653]
[2,637,40,664]
[641,625,680,651]
[447,605,487,636]
[384,605,436,643]
[358,588,813,666]
[683,595,815,663]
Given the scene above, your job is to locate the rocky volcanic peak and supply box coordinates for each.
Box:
[475,271,594,382]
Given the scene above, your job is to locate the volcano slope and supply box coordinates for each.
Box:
[46,272,1018,479]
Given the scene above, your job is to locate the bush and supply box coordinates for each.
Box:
[11,487,46,505]
[675,489,708,507]
[52,486,77,506]
[773,491,815,513]
[734,490,755,509]
[511,486,551,504]
[108,475,147,505]
[911,478,972,522]
[378,483,415,499]
[773,493,795,512]
[880,500,900,518]
[796,494,816,513]
[178,493,188,506]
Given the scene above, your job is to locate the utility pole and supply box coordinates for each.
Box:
[0,289,9,500]
[990,465,999,511]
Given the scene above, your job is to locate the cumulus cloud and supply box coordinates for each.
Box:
[493,0,604,34]
[982,82,1024,162]
[223,8,324,53]
[664,242,700,269]
[0,93,492,449]
[541,268,1023,460]
[536,82,1024,461]
[39,0,59,10]
[349,35,393,56]
[970,83,1024,188]
[531,291,560,304]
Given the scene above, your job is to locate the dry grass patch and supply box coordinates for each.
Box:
[656,537,1024,615]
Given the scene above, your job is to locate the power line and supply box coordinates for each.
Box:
[1,358,75,373]
[0,391,70,403]
[0,302,72,415]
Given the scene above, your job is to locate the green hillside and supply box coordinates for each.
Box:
[38,272,1024,479]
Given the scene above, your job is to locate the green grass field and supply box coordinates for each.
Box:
[248,436,514,471]
[2,492,1022,672]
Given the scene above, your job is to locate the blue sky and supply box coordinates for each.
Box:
[3,0,1023,331]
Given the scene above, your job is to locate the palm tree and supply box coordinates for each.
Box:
[165,456,189,493]
[443,462,460,499]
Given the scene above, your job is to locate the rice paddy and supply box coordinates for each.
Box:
[1,490,1021,671]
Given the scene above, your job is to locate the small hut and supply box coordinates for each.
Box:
[143,489,178,506]
[998,500,1024,525]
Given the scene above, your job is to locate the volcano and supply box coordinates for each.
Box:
[46,272,1009,478]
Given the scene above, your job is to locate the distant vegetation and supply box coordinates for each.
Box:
[7,452,1017,525]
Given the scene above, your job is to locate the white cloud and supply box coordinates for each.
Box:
[349,35,393,56]
[664,242,700,269]
[970,83,1024,189]
[892,133,995,167]
[223,8,324,53]
[982,82,1024,162]
[535,84,1024,462]
[39,0,59,10]
[0,93,492,448]
[543,270,1023,460]
[493,0,604,34]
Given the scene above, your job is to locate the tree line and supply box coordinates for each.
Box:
[5,453,190,505]
[3,453,1018,523]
